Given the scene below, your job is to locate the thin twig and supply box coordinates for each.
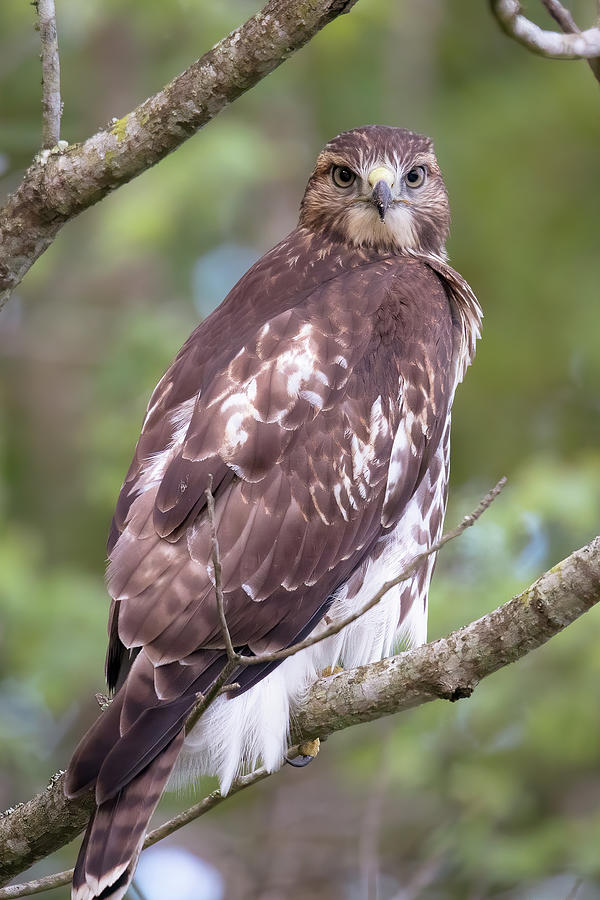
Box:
[184,657,238,736]
[205,477,236,661]
[540,0,600,82]
[0,766,271,899]
[564,877,583,900]
[37,0,62,148]
[232,477,507,667]
[491,0,600,58]
[541,0,579,31]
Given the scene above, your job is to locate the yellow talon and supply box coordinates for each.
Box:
[297,738,320,758]
[320,665,343,678]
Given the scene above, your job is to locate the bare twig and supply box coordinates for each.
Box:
[491,0,600,58]
[36,0,62,148]
[205,477,236,661]
[1,532,599,890]
[564,877,584,900]
[540,0,600,82]
[541,0,579,31]
[233,477,507,667]
[184,657,238,736]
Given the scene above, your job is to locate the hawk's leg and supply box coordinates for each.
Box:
[285,666,343,767]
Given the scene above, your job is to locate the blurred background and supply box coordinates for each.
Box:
[1,1,599,898]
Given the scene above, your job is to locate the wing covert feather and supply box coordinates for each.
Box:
[100,253,456,791]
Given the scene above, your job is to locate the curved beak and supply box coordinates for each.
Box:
[368,166,395,222]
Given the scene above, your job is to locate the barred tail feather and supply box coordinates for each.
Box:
[71,730,184,900]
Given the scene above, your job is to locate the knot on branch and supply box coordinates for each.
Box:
[526,586,565,633]
[432,680,475,703]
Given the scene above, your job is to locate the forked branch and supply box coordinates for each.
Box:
[491,0,600,84]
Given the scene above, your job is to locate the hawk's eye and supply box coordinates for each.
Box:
[331,165,356,188]
[405,166,426,188]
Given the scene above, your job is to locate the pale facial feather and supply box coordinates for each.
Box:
[299,126,450,256]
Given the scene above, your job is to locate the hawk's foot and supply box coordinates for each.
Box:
[286,738,321,767]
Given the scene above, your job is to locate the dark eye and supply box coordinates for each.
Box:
[332,165,356,188]
[405,166,426,188]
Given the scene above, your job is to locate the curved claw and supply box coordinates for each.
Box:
[285,737,321,767]
[285,753,316,768]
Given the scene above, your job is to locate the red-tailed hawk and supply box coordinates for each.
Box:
[65,125,481,900]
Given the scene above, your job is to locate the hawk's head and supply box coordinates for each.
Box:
[299,125,450,257]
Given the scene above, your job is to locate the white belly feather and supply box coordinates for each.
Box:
[174,441,448,795]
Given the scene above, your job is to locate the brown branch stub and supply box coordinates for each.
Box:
[491,0,600,58]
[0,0,360,309]
[37,0,62,149]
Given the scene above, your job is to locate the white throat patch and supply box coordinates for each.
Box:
[344,202,418,251]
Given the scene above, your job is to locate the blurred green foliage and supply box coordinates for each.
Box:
[1,1,599,897]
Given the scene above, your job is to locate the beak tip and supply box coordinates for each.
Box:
[372,179,393,223]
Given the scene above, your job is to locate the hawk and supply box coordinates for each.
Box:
[65,125,482,900]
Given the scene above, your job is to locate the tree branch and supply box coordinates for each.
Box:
[1,533,599,894]
[540,0,600,83]
[491,0,600,60]
[0,766,272,899]
[0,0,358,309]
[36,0,62,148]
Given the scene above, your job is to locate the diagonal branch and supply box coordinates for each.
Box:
[1,532,599,894]
[36,0,62,148]
[491,0,600,60]
[0,0,358,309]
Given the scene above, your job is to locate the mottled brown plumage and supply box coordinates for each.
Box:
[66,126,481,900]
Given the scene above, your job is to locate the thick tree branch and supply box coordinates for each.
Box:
[0,0,358,309]
[36,0,62,148]
[292,535,600,740]
[491,0,600,60]
[1,534,599,894]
